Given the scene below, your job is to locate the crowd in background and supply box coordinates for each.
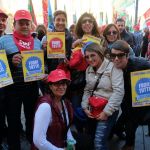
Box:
[0,7,150,150]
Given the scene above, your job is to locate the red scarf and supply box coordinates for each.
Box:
[13,31,34,51]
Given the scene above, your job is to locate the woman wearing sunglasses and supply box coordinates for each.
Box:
[72,12,105,48]
[103,24,120,50]
[33,69,76,150]
[81,42,124,150]
[67,13,106,134]
[103,23,135,58]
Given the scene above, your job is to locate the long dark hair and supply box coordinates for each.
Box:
[75,12,100,38]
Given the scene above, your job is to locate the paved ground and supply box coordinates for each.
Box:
[2,126,150,150]
[2,106,150,150]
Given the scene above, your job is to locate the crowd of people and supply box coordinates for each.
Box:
[0,7,150,150]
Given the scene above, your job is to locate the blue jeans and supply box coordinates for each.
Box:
[94,111,119,150]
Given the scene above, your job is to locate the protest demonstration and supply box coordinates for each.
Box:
[0,0,150,150]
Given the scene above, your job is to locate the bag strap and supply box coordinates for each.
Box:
[61,99,70,145]
[91,62,110,96]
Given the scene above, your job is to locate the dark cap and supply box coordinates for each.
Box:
[111,40,130,53]
[0,9,8,18]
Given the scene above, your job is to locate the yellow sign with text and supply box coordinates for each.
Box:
[82,35,103,45]
[47,32,65,58]
[131,69,150,107]
[21,50,45,82]
[0,50,13,88]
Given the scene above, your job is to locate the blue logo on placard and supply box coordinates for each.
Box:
[135,78,150,100]
[0,60,8,78]
[26,56,42,75]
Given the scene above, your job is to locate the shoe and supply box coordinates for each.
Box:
[122,144,134,150]
[115,132,126,140]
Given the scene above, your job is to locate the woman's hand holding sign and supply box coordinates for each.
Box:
[12,53,22,67]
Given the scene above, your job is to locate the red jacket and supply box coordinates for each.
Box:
[69,48,88,71]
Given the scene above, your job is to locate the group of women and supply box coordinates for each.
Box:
[32,10,126,150]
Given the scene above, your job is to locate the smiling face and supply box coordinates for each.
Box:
[81,17,94,34]
[49,80,68,98]
[111,49,128,69]
[0,16,7,36]
[14,19,32,36]
[106,26,118,43]
[54,14,66,32]
[85,51,103,69]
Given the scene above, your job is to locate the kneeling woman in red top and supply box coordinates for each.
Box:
[33,69,76,150]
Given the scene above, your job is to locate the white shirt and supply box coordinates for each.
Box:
[33,102,75,150]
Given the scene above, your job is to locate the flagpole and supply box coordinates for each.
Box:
[54,0,57,11]
[134,0,138,25]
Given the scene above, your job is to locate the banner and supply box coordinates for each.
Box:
[48,0,53,29]
[131,69,150,107]
[144,8,150,29]
[82,35,104,45]
[47,32,65,58]
[42,0,48,27]
[28,0,37,26]
[0,50,13,88]
[21,50,45,82]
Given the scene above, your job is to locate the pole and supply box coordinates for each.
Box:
[134,0,138,25]
[54,0,57,11]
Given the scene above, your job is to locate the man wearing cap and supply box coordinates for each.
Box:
[0,9,8,149]
[110,40,150,150]
[0,10,41,150]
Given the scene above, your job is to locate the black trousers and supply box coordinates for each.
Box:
[4,82,39,150]
[0,88,6,145]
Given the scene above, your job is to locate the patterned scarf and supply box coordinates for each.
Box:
[13,31,34,51]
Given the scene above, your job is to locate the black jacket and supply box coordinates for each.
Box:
[122,57,150,116]
[120,30,134,49]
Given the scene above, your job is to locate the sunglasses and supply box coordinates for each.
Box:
[110,53,127,59]
[106,31,118,35]
[82,19,93,24]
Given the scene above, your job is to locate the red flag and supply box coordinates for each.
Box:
[144,8,150,28]
[28,0,37,26]
[42,0,48,27]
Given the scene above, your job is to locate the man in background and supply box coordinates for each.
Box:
[116,18,135,50]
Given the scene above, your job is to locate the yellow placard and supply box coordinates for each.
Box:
[0,50,13,88]
[82,35,103,45]
[131,69,150,107]
[47,32,65,59]
[21,50,45,82]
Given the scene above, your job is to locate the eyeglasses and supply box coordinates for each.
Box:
[110,53,127,59]
[52,80,68,87]
[106,31,117,35]
[82,19,93,24]
[85,54,97,60]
